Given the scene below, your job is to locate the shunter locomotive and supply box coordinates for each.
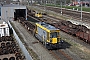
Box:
[35,12,42,18]
[34,22,63,49]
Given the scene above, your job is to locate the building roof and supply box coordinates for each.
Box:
[1,4,25,7]
[39,22,59,30]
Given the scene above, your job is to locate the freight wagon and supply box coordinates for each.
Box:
[34,22,63,49]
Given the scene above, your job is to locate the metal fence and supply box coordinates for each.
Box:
[8,21,33,60]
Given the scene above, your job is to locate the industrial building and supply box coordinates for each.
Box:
[0,4,27,22]
[0,21,9,37]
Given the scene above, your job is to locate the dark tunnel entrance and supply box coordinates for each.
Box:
[14,9,26,20]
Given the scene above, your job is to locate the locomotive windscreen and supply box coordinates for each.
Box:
[50,32,58,38]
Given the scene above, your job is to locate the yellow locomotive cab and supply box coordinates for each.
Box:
[35,12,42,18]
[50,31,60,44]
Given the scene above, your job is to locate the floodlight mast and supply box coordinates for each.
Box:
[60,0,62,15]
[81,0,82,20]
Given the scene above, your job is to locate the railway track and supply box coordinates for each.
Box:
[16,17,75,60]
[36,5,90,22]
[14,10,90,59]
[27,10,90,44]
[15,8,90,59]
[50,49,73,60]
[22,6,89,60]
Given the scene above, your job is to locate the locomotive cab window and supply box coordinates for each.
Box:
[50,32,58,38]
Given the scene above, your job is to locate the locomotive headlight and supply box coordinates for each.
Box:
[60,40,64,43]
[46,43,49,44]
